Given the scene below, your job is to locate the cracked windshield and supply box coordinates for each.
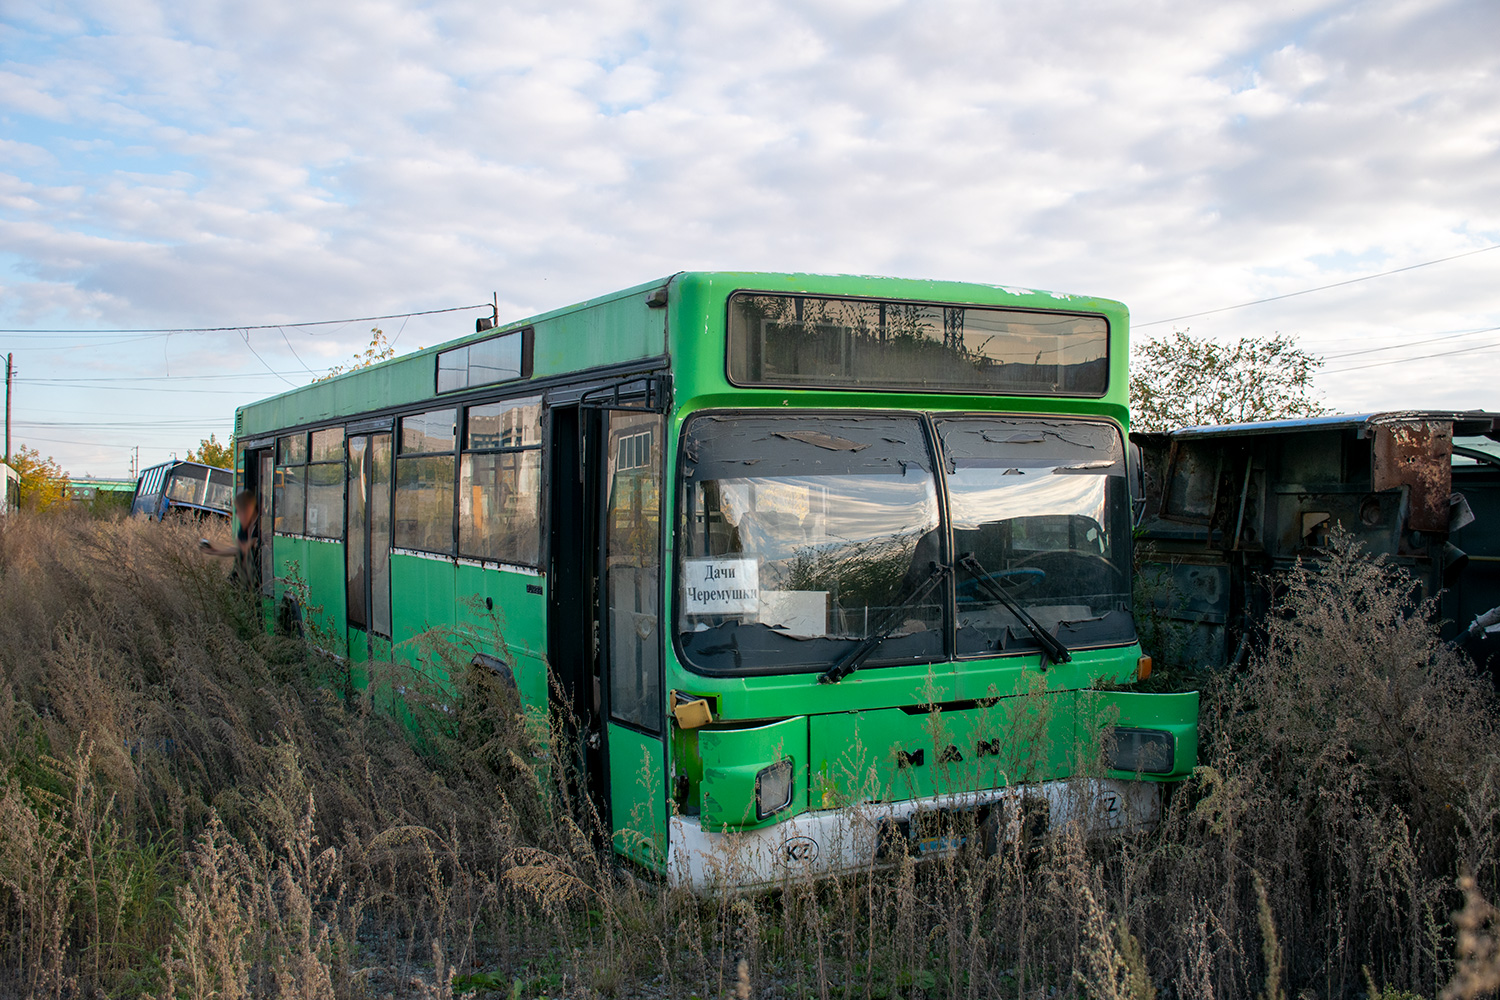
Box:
[676,413,1134,674]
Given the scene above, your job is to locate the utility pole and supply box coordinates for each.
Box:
[4,352,12,465]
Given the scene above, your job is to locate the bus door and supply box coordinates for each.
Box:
[346,430,394,667]
[548,404,607,817]
[244,447,275,600]
[554,381,669,868]
[599,404,667,867]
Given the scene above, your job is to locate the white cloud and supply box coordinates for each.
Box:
[0,0,1496,473]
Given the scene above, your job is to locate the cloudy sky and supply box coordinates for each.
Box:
[2,0,1497,477]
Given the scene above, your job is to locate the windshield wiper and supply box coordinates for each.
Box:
[818,562,950,685]
[957,553,1072,668]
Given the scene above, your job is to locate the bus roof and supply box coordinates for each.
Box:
[236,271,1130,440]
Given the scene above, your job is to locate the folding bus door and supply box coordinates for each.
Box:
[600,408,668,868]
[245,448,275,600]
[346,430,394,674]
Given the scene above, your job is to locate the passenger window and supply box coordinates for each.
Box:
[395,409,457,553]
[305,428,346,539]
[275,434,307,534]
[459,396,543,564]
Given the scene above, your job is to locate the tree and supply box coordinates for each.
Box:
[317,327,396,382]
[1130,330,1325,433]
[187,433,234,468]
[7,444,69,512]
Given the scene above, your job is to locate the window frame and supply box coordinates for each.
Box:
[304,427,346,540]
[435,327,535,395]
[274,432,309,535]
[671,408,952,678]
[458,393,544,566]
[723,291,1112,399]
[671,407,1139,678]
[394,408,459,555]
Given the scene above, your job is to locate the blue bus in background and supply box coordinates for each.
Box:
[132,461,234,520]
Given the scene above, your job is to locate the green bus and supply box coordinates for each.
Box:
[234,272,1198,888]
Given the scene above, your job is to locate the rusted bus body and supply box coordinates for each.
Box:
[1131,411,1500,671]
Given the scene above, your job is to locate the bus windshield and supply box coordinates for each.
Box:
[675,412,1134,674]
[936,416,1133,656]
[678,414,943,674]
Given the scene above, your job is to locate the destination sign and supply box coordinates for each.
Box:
[682,558,759,615]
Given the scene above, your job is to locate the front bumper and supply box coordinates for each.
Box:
[667,777,1161,890]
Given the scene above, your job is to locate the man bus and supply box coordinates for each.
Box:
[233,272,1198,888]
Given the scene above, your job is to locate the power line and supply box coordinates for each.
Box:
[0,302,489,335]
[15,418,224,428]
[1322,338,1500,375]
[6,334,171,353]
[1137,243,1500,328]
[15,372,302,382]
[277,326,320,377]
[1321,325,1500,361]
[16,384,273,395]
[239,330,297,386]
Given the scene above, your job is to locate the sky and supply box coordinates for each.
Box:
[1,0,1497,478]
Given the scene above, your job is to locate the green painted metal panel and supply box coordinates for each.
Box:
[531,293,665,378]
[666,645,1141,742]
[607,723,667,870]
[271,534,307,606]
[301,538,347,657]
[453,563,550,711]
[453,564,546,655]
[809,692,1076,807]
[389,553,456,678]
[1078,689,1200,780]
[698,717,808,831]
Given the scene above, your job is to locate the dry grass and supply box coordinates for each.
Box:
[0,512,1497,999]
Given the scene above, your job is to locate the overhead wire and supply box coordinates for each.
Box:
[238,329,297,386]
[1320,325,1500,361]
[1322,337,1500,375]
[0,302,489,336]
[16,372,303,382]
[1136,243,1500,328]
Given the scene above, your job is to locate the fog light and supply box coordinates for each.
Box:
[1109,728,1175,774]
[755,760,794,820]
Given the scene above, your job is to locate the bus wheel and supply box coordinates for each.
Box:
[470,653,519,692]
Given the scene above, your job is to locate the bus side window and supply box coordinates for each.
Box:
[605,411,664,732]
[394,409,457,554]
[306,427,346,539]
[275,433,308,535]
[460,396,543,564]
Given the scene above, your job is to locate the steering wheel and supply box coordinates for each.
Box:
[957,566,1046,601]
[1012,551,1128,591]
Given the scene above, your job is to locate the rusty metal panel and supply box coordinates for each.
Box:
[1371,420,1453,533]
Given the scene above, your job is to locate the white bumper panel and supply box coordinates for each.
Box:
[667,777,1161,891]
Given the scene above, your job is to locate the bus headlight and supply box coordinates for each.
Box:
[755,760,794,820]
[1109,728,1175,774]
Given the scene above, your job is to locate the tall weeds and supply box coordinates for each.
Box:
[0,513,1496,999]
